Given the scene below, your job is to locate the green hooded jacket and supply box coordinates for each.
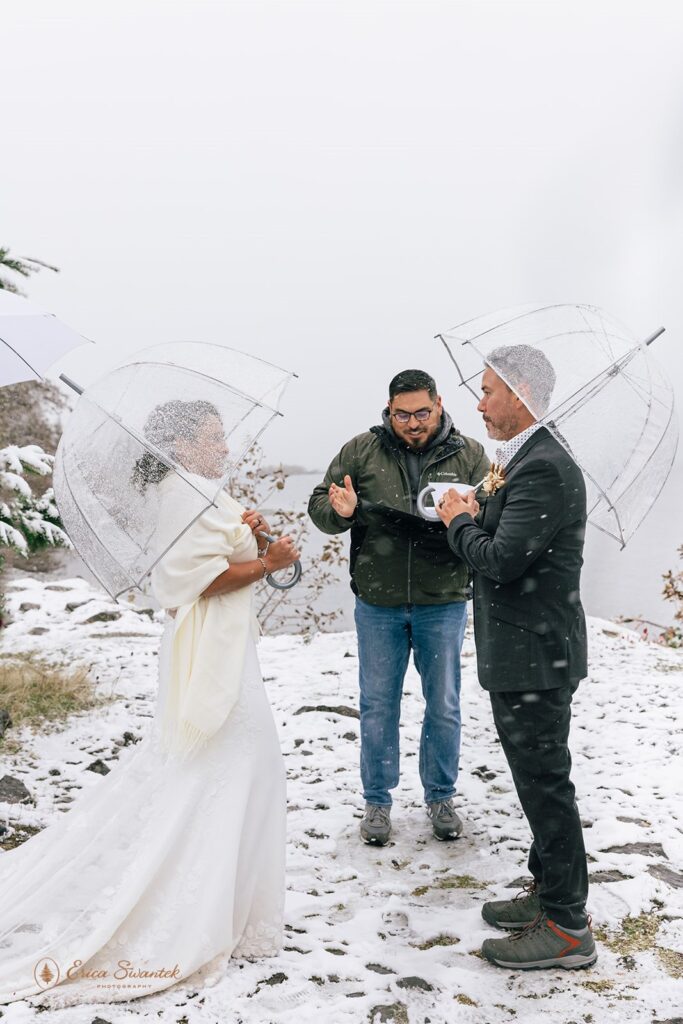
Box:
[308,414,490,606]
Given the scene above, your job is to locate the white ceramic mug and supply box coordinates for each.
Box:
[416,481,473,521]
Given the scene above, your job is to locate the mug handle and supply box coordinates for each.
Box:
[416,484,440,521]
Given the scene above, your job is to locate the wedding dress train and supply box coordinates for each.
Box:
[0,621,286,1007]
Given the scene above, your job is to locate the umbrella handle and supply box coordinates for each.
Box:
[257,531,302,590]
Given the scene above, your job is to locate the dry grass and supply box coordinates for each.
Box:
[657,946,683,978]
[412,874,489,897]
[454,993,478,1006]
[412,933,460,950]
[594,910,661,955]
[0,651,108,746]
[595,909,683,979]
[0,823,42,851]
[582,979,615,993]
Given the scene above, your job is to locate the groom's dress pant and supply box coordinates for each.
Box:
[354,597,468,806]
[489,683,589,930]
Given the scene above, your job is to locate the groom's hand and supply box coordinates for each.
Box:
[329,475,358,518]
[464,490,480,517]
[436,488,477,527]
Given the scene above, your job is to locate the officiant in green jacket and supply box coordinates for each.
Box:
[308,369,489,846]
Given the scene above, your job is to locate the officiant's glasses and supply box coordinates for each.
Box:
[391,405,435,424]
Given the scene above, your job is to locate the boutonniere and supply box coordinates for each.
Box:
[482,462,506,496]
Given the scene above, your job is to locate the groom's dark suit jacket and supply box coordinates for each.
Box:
[447,426,588,692]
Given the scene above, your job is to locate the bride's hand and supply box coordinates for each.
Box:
[242,509,271,537]
[264,536,300,572]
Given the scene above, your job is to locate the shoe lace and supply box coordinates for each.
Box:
[510,911,546,942]
[511,910,592,942]
[433,800,455,821]
[512,879,538,903]
[367,805,390,826]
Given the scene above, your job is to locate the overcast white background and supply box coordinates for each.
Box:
[2,0,682,623]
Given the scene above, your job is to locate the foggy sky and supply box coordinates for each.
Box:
[3,0,682,620]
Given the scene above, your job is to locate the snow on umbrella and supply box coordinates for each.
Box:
[437,303,678,547]
[52,340,298,599]
[0,290,92,385]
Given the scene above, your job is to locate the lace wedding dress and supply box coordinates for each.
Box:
[0,618,286,1007]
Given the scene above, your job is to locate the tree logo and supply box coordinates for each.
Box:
[34,957,60,989]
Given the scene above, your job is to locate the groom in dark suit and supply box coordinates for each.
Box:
[437,344,596,971]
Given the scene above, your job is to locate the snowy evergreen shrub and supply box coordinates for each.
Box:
[0,444,70,624]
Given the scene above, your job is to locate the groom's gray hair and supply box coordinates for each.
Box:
[486,344,556,417]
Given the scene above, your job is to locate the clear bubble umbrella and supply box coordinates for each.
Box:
[437,303,678,547]
[52,341,299,598]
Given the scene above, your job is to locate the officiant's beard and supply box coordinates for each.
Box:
[390,411,442,450]
[404,430,431,449]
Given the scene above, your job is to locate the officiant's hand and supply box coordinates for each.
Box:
[242,509,272,537]
[329,475,358,518]
[264,535,300,572]
[436,488,478,527]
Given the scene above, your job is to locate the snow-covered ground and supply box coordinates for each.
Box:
[1,576,682,1024]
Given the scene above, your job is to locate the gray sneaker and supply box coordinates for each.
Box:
[482,880,541,930]
[426,798,463,840]
[482,911,597,970]
[360,803,391,845]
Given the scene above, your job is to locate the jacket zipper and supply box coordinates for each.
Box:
[391,446,463,605]
[389,456,414,602]
[414,448,466,600]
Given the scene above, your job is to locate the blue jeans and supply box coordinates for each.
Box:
[354,597,468,806]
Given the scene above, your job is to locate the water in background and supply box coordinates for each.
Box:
[41,468,680,634]
[285,471,681,633]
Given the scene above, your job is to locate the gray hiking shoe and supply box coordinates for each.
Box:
[360,803,391,845]
[426,798,463,840]
[482,911,597,970]
[482,880,541,930]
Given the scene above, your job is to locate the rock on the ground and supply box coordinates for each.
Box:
[0,774,32,803]
[0,709,13,737]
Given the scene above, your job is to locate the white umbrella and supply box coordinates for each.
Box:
[0,290,92,386]
[437,303,678,547]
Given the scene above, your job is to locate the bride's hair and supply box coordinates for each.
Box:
[132,399,222,493]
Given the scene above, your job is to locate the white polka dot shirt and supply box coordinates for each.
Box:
[495,423,543,468]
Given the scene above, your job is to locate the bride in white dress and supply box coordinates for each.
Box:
[0,402,300,1008]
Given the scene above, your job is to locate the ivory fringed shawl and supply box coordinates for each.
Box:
[150,473,259,761]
